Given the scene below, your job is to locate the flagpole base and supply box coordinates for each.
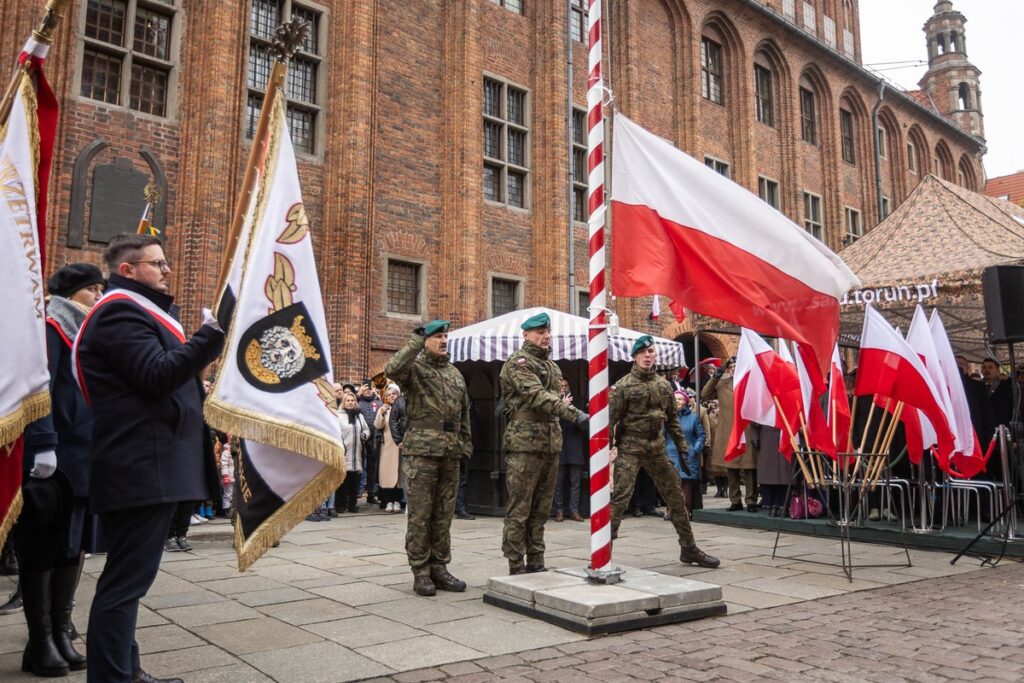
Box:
[483,565,725,636]
[585,566,624,584]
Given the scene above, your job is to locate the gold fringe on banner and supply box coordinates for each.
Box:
[0,391,50,449]
[203,399,344,466]
[0,491,23,551]
[234,464,344,572]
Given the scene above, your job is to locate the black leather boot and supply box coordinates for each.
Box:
[51,562,86,671]
[0,539,18,576]
[20,570,70,677]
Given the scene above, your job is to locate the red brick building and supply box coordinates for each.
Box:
[985,171,1024,207]
[1,0,987,378]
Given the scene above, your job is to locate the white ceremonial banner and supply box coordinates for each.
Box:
[0,82,50,446]
[206,91,343,571]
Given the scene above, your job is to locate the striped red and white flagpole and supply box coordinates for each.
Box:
[586,0,612,574]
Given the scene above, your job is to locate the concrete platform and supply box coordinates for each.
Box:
[483,566,726,636]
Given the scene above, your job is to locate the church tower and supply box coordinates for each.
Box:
[919,1,984,138]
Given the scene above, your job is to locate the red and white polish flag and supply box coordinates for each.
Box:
[609,114,860,376]
[726,329,802,460]
[854,306,955,467]
[827,345,852,455]
[906,305,957,468]
[784,340,837,457]
[928,309,986,477]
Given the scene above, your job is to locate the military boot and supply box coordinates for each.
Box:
[679,546,720,569]
[508,561,528,576]
[525,557,546,573]
[430,567,466,592]
[412,570,436,597]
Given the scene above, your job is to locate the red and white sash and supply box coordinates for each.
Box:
[72,289,186,403]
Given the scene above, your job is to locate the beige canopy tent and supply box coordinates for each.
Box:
[838,174,1024,360]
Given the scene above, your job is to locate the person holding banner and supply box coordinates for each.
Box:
[75,234,225,683]
[610,336,720,568]
[385,320,471,597]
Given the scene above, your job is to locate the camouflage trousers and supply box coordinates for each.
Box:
[611,449,696,550]
[502,451,559,565]
[403,455,460,571]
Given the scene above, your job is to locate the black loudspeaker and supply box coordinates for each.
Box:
[982,265,1024,344]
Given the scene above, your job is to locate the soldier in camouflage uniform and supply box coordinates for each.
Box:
[500,312,588,574]
[385,320,472,596]
[610,336,720,568]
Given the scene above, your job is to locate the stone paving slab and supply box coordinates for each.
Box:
[0,504,1005,682]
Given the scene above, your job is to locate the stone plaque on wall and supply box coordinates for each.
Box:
[87,158,149,244]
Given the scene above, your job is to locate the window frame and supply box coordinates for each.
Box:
[802,190,823,241]
[799,87,817,145]
[483,74,531,210]
[700,36,724,105]
[876,125,888,160]
[488,273,524,318]
[384,256,427,320]
[881,195,891,218]
[758,175,780,210]
[246,0,326,158]
[570,0,588,43]
[571,107,588,223]
[840,108,855,165]
[576,287,591,319]
[704,155,730,178]
[754,63,774,126]
[843,206,862,245]
[77,0,179,118]
[489,0,524,14]
[907,141,918,174]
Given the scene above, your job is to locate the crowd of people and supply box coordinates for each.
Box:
[6,231,1020,682]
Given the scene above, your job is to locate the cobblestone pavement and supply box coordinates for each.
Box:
[364,562,1024,683]
[0,500,1014,682]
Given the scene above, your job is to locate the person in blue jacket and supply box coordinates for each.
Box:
[665,391,705,515]
[75,234,224,683]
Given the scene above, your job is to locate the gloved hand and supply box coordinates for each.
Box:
[678,457,692,478]
[413,325,426,337]
[30,450,57,479]
[713,365,726,379]
[202,308,223,332]
[575,412,589,427]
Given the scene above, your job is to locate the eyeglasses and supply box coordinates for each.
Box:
[129,259,171,271]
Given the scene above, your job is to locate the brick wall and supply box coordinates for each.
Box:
[5,0,986,381]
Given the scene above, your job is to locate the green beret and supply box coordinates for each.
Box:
[631,335,655,357]
[521,312,551,331]
[423,320,450,337]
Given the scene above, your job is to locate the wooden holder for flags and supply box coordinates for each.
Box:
[773,396,815,487]
[213,19,309,309]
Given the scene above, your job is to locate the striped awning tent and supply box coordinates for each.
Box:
[447,307,686,367]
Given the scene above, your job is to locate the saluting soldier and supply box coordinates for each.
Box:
[385,320,472,597]
[610,335,720,568]
[500,313,588,575]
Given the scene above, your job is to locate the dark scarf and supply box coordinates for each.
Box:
[344,407,360,424]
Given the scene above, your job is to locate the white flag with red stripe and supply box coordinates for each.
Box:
[726,329,801,460]
[784,340,836,457]
[610,114,859,376]
[854,306,955,469]
[928,309,986,477]
[827,345,852,454]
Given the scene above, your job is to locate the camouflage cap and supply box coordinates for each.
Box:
[423,319,451,337]
[631,334,655,356]
[521,312,551,330]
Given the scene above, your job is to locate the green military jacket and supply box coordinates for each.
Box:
[385,335,471,458]
[610,365,687,457]
[500,341,581,454]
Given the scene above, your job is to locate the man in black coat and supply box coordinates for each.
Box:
[75,234,224,683]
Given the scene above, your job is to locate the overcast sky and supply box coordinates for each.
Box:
[858,0,1022,181]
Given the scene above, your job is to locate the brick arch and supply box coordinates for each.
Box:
[877,105,904,202]
[906,124,930,184]
[753,37,792,82]
[698,10,750,185]
[660,322,731,362]
[699,9,748,108]
[839,87,874,218]
[934,139,954,181]
[958,154,978,192]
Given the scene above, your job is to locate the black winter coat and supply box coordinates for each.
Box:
[24,321,93,496]
[75,275,225,513]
